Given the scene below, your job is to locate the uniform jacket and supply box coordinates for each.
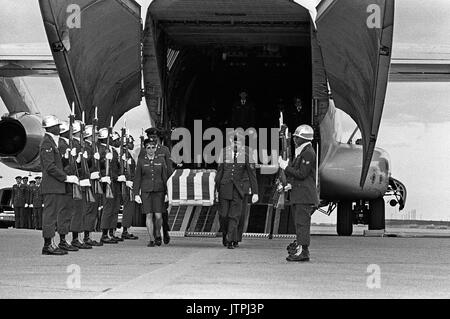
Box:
[285,143,319,205]
[99,143,120,181]
[125,150,136,181]
[12,184,25,207]
[139,144,173,177]
[133,154,168,195]
[31,184,44,207]
[22,184,31,205]
[40,133,67,195]
[215,146,258,200]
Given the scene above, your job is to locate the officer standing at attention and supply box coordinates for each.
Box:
[31,176,43,230]
[21,176,32,229]
[40,115,80,255]
[215,132,259,249]
[12,176,24,229]
[278,125,319,262]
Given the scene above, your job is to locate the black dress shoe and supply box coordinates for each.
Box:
[84,238,103,247]
[59,241,79,252]
[227,242,234,249]
[286,251,310,262]
[101,236,118,244]
[233,242,239,248]
[163,231,170,245]
[122,233,139,240]
[155,237,162,246]
[147,241,155,247]
[112,235,124,242]
[42,245,67,255]
[71,240,92,249]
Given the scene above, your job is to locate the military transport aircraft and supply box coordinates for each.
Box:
[1,0,448,235]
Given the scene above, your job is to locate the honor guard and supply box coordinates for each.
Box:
[31,176,43,230]
[215,132,259,249]
[98,128,122,244]
[278,125,319,262]
[82,125,103,246]
[119,134,138,240]
[40,115,80,255]
[12,176,24,229]
[142,128,173,245]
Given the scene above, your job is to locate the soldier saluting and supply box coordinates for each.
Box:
[39,115,80,255]
[278,125,319,262]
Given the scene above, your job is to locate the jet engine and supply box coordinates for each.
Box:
[0,112,44,172]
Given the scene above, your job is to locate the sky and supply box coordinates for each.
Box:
[0,0,450,222]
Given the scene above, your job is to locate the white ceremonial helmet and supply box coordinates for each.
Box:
[42,115,60,128]
[59,121,69,134]
[98,128,110,140]
[293,125,314,141]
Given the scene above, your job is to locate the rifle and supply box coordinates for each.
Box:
[119,121,127,197]
[140,128,145,150]
[80,111,96,203]
[268,111,291,239]
[104,116,114,199]
[92,107,103,195]
[123,126,133,200]
[69,103,82,200]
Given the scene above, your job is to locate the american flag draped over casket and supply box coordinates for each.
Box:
[167,169,217,206]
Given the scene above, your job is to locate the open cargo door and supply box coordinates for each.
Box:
[315,0,394,186]
[39,0,142,126]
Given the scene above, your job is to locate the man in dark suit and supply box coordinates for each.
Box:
[278,125,319,262]
[40,115,80,255]
[12,176,24,229]
[230,90,257,129]
[215,132,259,249]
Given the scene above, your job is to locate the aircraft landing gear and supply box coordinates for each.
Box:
[337,201,353,236]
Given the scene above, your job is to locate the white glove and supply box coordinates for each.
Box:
[90,172,100,180]
[12,204,14,209]
[134,195,142,204]
[25,204,29,208]
[117,175,126,182]
[98,206,103,211]
[105,152,113,160]
[94,152,100,161]
[278,156,289,170]
[252,194,259,204]
[76,153,82,164]
[64,148,70,159]
[215,191,219,202]
[284,183,292,191]
[66,175,79,185]
[121,154,127,162]
[101,176,111,184]
[83,151,88,159]
[29,204,34,208]
[126,181,133,189]
[70,148,77,157]
[164,195,168,203]
[127,159,132,165]
[80,179,91,187]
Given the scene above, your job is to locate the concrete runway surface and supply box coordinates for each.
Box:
[0,227,449,299]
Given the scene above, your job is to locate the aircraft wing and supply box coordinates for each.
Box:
[38,0,142,127]
[315,0,394,187]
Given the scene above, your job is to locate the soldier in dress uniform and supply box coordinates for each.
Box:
[98,128,122,244]
[40,115,80,255]
[134,137,169,247]
[278,125,319,262]
[82,125,103,247]
[120,135,138,240]
[12,176,24,229]
[31,176,43,230]
[215,131,259,249]
[21,176,32,229]
[141,128,173,245]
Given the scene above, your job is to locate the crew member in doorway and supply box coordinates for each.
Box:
[230,90,257,129]
[278,125,319,262]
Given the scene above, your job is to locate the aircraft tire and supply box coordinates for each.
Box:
[337,201,353,236]
[369,198,385,230]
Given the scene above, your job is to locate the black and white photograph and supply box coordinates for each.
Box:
[0,0,449,306]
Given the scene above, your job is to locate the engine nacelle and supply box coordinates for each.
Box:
[0,113,44,172]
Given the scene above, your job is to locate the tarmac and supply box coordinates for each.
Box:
[0,226,449,299]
